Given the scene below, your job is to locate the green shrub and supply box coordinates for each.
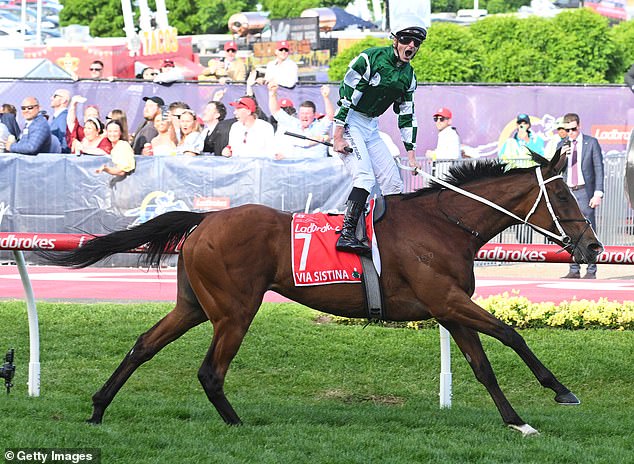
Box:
[414,23,482,82]
[327,9,627,84]
[610,19,634,82]
[327,36,390,82]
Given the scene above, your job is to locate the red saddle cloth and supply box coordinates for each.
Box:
[291,201,375,286]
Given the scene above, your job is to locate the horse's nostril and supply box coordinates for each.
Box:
[589,243,604,254]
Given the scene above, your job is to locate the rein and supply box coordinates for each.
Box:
[397,160,588,253]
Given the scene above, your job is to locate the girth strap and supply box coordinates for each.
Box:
[360,254,384,321]
[355,207,385,321]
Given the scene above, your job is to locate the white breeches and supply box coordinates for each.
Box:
[340,110,403,195]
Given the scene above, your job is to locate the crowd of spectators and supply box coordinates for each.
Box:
[0,55,337,175]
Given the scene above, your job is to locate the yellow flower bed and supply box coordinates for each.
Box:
[476,293,634,330]
[332,293,634,330]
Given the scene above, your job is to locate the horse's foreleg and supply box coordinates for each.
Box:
[197,318,253,425]
[88,302,207,424]
[447,296,578,405]
[440,321,537,434]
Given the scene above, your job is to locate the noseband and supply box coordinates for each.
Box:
[399,161,590,256]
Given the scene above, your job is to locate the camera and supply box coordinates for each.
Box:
[0,348,15,394]
[255,67,266,80]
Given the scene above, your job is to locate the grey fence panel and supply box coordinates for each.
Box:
[0,154,352,266]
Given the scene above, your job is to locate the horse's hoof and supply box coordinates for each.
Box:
[508,423,540,436]
[86,417,102,425]
[555,391,580,405]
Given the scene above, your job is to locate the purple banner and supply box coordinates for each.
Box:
[0,81,630,157]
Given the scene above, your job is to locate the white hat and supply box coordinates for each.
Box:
[390,15,428,40]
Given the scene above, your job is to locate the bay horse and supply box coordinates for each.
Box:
[44,150,602,435]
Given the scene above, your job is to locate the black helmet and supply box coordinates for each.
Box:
[394,26,427,42]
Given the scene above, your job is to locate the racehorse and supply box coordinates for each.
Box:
[44,149,602,435]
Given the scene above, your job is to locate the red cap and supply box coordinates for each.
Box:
[224,41,237,52]
[276,40,290,51]
[162,59,175,68]
[433,107,452,119]
[278,98,294,108]
[230,97,256,113]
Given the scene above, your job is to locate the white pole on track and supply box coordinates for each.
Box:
[439,325,452,408]
[13,250,40,397]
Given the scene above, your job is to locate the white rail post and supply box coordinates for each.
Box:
[13,250,40,397]
[439,325,452,408]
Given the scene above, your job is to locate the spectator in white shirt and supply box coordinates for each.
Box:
[426,107,461,161]
[257,40,299,89]
[267,82,334,159]
[222,97,275,158]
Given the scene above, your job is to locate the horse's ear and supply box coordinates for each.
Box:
[526,147,548,167]
[550,145,567,174]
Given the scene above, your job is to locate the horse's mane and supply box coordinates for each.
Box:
[403,159,533,199]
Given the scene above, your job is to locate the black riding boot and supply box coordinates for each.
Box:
[336,200,370,255]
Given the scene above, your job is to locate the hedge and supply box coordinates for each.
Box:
[328,9,633,84]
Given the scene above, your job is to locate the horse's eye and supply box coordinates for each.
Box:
[556,192,569,202]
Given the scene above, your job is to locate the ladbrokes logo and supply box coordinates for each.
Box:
[294,222,336,234]
[0,234,56,250]
[591,125,632,145]
[597,248,634,264]
[476,246,547,262]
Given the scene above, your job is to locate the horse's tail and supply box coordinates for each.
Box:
[41,211,208,269]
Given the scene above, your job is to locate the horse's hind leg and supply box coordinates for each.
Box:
[440,321,538,434]
[89,260,207,424]
[197,316,254,425]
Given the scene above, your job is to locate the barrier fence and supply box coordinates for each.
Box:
[3,232,634,264]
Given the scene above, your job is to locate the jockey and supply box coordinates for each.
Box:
[332,19,426,254]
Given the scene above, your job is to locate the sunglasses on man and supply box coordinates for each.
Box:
[90,67,103,71]
[565,126,578,133]
[433,116,447,122]
[21,105,38,111]
[397,35,422,48]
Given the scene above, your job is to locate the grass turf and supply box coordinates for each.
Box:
[1,301,633,463]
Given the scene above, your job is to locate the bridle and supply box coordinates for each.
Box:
[397,161,591,257]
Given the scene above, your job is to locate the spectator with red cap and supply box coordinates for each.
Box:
[267,82,334,159]
[221,96,274,158]
[154,58,185,84]
[256,40,298,89]
[199,40,247,83]
[278,97,295,114]
[426,107,461,161]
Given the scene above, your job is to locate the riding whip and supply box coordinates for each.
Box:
[284,131,353,153]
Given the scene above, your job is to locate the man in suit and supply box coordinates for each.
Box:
[50,88,71,153]
[560,112,604,279]
[200,100,235,155]
[6,97,52,155]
